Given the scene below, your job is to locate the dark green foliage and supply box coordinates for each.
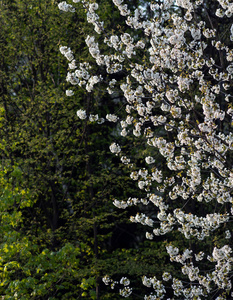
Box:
[0,0,166,299]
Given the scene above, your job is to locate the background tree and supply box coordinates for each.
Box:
[0,0,170,299]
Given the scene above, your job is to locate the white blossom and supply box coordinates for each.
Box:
[106,114,118,122]
[145,156,155,164]
[66,89,74,96]
[109,142,121,154]
[76,109,87,120]
[58,1,75,12]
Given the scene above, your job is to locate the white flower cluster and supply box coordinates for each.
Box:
[113,0,130,16]
[60,46,74,61]
[113,199,128,209]
[130,213,154,227]
[76,109,87,120]
[109,142,121,155]
[142,276,166,298]
[76,110,106,123]
[60,45,103,91]
[145,156,155,164]
[58,1,75,12]
[166,244,233,295]
[119,286,132,297]
[66,89,74,96]
[106,114,118,122]
[102,275,132,297]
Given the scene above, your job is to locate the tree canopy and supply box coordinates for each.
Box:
[0,0,160,299]
[58,0,233,299]
[1,0,233,298]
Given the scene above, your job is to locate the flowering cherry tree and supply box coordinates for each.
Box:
[59,0,233,298]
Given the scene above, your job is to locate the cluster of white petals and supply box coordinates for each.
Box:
[106,114,118,122]
[58,1,75,12]
[66,89,74,96]
[76,109,87,120]
[102,275,132,297]
[109,142,121,154]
